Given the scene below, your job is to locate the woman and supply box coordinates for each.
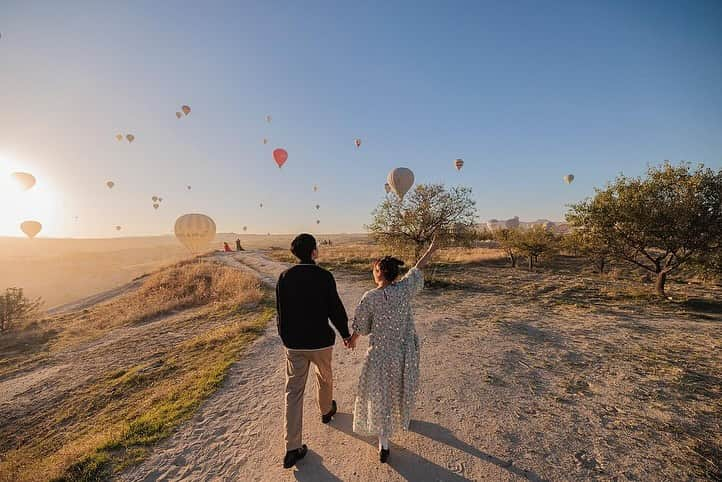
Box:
[347,239,438,463]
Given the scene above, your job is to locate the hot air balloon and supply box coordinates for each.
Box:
[316,220,320,225]
[174,213,216,253]
[243,226,247,232]
[152,196,158,202]
[73,216,79,221]
[313,185,318,192]
[115,134,123,141]
[315,204,320,210]
[263,138,268,144]
[273,148,288,168]
[20,221,41,239]
[259,203,263,208]
[11,172,36,191]
[355,138,362,149]
[126,134,135,143]
[115,225,122,231]
[266,115,272,123]
[384,182,391,194]
[563,174,575,184]
[153,203,159,210]
[454,159,464,171]
[106,181,115,189]
[175,112,182,119]
[182,105,191,116]
[387,167,415,199]
[187,185,192,190]
[158,197,163,202]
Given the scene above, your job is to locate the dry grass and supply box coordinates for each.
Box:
[0,260,270,482]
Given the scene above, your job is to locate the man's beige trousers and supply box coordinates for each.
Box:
[284,347,333,452]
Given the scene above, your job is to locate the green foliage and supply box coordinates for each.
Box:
[566,161,722,296]
[513,225,559,270]
[0,287,42,332]
[492,228,521,267]
[367,183,477,259]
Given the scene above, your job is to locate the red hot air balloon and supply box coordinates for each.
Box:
[273,148,288,168]
[454,158,464,171]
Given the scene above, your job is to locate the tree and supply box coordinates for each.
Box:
[0,288,42,332]
[514,225,559,270]
[367,183,477,259]
[493,228,520,267]
[563,227,612,274]
[566,162,722,297]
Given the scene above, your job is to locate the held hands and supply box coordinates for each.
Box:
[343,332,359,349]
[416,234,440,269]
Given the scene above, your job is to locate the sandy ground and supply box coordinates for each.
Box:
[120,252,547,482]
[4,250,718,481]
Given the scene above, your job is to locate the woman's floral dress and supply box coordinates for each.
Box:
[352,267,424,437]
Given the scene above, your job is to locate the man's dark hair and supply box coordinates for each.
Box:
[291,233,317,261]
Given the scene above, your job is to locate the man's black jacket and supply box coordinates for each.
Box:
[276,261,350,349]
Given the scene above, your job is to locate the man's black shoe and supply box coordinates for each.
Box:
[283,444,308,469]
[321,400,337,424]
[380,447,390,463]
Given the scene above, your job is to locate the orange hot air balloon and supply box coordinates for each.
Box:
[355,138,362,149]
[11,172,36,191]
[175,112,182,119]
[273,148,288,168]
[20,221,42,239]
[182,105,191,116]
[454,158,464,171]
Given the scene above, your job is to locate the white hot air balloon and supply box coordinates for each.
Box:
[386,167,415,199]
[11,172,36,191]
[563,174,575,184]
[20,221,42,239]
[176,112,182,119]
[174,213,216,253]
[115,134,123,141]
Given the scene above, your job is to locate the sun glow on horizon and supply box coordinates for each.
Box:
[0,156,61,238]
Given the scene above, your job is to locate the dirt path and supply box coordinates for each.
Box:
[121,252,541,482]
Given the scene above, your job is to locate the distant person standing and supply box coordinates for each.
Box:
[223,242,232,252]
[236,238,244,251]
[276,233,352,468]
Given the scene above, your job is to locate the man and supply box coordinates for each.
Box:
[276,233,351,469]
[235,238,243,251]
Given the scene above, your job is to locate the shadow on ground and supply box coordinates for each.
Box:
[293,412,548,481]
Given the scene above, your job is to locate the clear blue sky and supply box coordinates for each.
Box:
[1,0,721,237]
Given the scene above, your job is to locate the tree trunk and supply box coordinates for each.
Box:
[655,271,667,297]
[528,256,534,271]
[510,253,517,268]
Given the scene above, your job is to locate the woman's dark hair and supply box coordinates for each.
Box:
[374,256,405,281]
[291,233,317,261]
